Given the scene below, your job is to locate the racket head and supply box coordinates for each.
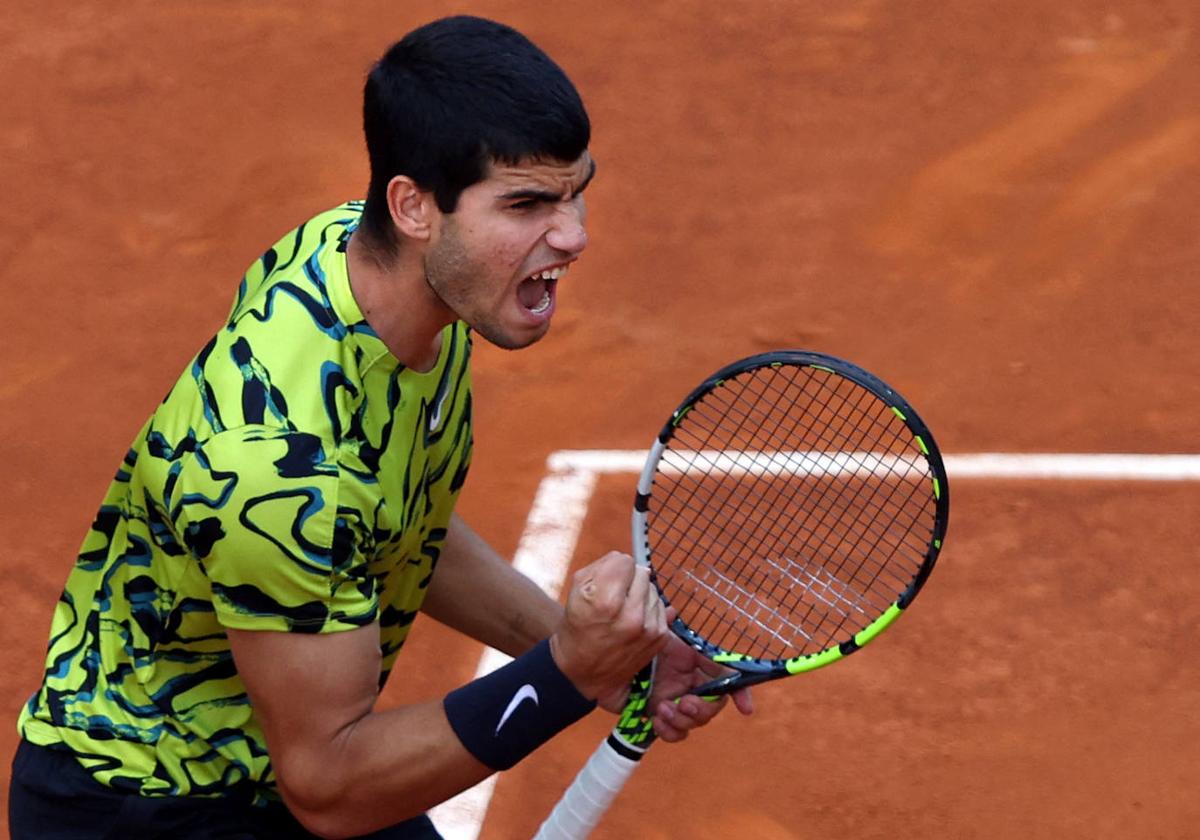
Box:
[631,350,949,689]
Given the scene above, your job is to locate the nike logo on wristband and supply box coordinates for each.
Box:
[495,684,540,735]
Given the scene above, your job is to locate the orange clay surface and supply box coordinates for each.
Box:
[2,2,1199,838]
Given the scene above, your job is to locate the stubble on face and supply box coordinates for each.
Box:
[424,215,547,351]
[422,153,593,351]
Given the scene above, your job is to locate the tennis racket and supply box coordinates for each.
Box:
[532,350,949,840]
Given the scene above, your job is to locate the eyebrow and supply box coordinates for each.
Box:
[499,159,598,204]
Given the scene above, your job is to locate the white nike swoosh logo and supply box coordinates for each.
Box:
[495,684,539,735]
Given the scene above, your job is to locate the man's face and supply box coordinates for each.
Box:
[424,152,594,350]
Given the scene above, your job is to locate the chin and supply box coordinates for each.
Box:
[478,321,551,351]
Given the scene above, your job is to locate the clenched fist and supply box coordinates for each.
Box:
[548,552,669,701]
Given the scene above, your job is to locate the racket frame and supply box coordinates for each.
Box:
[532,349,949,840]
[631,349,949,695]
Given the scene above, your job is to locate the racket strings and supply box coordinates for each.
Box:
[666,374,920,578]
[658,378,825,608]
[716,377,910,647]
[778,375,935,619]
[657,468,908,655]
[646,365,937,661]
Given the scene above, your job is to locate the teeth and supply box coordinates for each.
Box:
[533,265,567,281]
[530,289,551,314]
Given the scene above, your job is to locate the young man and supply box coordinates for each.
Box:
[9,16,751,840]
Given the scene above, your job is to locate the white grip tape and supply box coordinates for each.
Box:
[532,737,641,840]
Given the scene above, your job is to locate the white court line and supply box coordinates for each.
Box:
[429,451,1200,839]
[548,450,1200,480]
[946,453,1200,480]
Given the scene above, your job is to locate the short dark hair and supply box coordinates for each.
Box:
[360,16,591,250]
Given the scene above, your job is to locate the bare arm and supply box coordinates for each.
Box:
[426,515,754,740]
[227,622,486,838]
[421,513,563,655]
[228,551,667,839]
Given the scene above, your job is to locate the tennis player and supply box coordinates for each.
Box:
[9,15,751,840]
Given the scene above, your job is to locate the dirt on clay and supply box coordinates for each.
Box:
[1,2,1198,838]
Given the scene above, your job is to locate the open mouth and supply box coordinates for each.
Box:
[517,265,568,315]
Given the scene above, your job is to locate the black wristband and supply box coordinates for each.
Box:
[443,639,596,771]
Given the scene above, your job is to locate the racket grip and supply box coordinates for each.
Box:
[531,732,645,840]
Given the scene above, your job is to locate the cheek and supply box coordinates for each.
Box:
[487,242,520,264]
[486,229,538,272]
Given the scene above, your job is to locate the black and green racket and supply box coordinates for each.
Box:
[533,350,949,839]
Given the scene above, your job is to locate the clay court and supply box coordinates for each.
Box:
[2,1,1198,838]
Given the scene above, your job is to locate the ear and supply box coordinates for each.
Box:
[385,176,438,241]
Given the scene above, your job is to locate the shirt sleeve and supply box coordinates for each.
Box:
[168,426,378,633]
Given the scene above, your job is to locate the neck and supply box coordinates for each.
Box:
[346,229,453,372]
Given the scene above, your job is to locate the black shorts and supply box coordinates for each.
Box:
[8,740,443,839]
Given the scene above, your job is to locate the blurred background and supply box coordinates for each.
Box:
[2,2,1197,837]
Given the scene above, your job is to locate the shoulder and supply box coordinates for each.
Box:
[168,206,372,437]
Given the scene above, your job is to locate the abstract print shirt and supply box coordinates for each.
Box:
[18,203,473,803]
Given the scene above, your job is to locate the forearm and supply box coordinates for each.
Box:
[422,513,563,654]
[278,642,592,838]
[234,549,671,839]
[279,701,486,838]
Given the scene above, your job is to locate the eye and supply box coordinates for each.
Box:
[509,198,539,211]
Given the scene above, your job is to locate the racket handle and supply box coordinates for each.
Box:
[531,732,646,840]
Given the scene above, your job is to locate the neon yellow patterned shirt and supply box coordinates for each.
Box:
[19,203,473,803]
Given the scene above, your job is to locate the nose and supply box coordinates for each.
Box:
[546,199,588,256]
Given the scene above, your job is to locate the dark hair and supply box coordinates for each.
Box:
[360,16,591,251]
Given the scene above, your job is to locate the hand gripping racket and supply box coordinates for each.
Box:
[533,350,950,840]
